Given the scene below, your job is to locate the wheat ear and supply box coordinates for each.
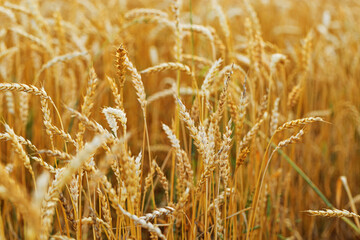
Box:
[305,209,360,218]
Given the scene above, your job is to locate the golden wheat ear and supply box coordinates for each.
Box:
[304,209,360,218]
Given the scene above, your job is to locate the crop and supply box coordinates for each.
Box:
[0,0,359,239]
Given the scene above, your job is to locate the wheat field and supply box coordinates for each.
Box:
[0,0,359,239]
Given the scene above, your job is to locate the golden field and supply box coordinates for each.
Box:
[0,0,359,239]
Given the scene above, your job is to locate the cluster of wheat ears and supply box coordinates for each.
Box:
[0,0,359,239]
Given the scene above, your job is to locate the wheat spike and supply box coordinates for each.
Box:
[305,209,360,219]
[140,62,192,75]
[117,204,166,240]
[276,117,324,132]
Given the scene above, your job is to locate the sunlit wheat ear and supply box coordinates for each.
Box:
[140,62,192,75]
[124,8,169,20]
[236,146,250,168]
[174,187,190,221]
[115,45,127,96]
[67,107,126,150]
[162,123,188,191]
[277,128,305,149]
[79,216,112,237]
[238,112,268,151]
[182,23,214,43]
[117,204,166,240]
[270,53,287,74]
[0,6,16,22]
[102,107,127,137]
[172,0,182,61]
[35,51,88,81]
[140,206,175,222]
[215,200,224,238]
[9,27,51,53]
[67,107,108,134]
[0,83,50,100]
[40,134,109,240]
[176,98,207,158]
[287,84,302,108]
[0,164,41,235]
[207,188,234,212]
[0,131,37,152]
[97,188,112,228]
[36,149,72,160]
[40,97,77,147]
[200,58,223,97]
[110,143,140,206]
[81,67,99,117]
[270,97,280,135]
[106,75,122,108]
[228,91,249,138]
[195,148,223,194]
[276,117,324,133]
[19,92,29,126]
[120,45,147,112]
[4,124,36,185]
[257,91,269,120]
[208,26,226,55]
[182,54,213,67]
[211,0,230,41]
[210,68,232,126]
[305,209,360,218]
[152,160,170,202]
[219,120,232,188]
[4,91,14,115]
[300,30,313,74]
